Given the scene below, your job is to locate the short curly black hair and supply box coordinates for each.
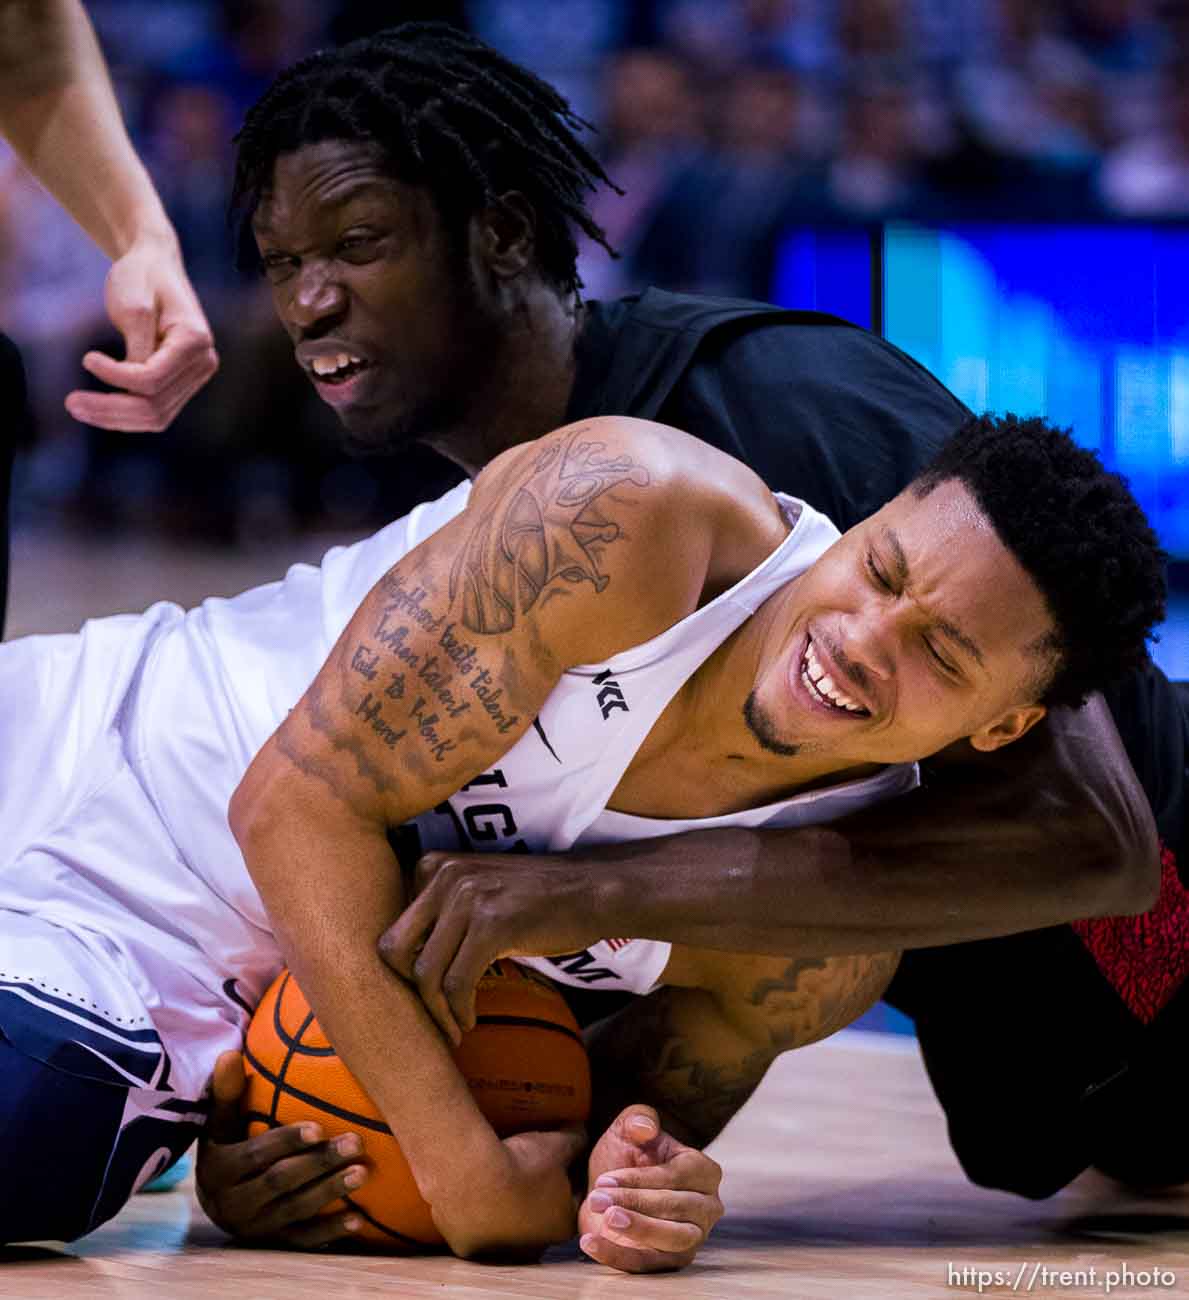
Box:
[912,413,1166,708]
[229,22,618,297]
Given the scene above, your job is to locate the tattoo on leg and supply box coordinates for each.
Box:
[740,954,896,1044]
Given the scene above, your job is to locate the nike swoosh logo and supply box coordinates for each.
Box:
[222,978,254,1017]
[533,716,562,763]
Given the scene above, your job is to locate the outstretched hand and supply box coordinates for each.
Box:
[195,1050,370,1248]
[65,233,218,432]
[579,1104,723,1273]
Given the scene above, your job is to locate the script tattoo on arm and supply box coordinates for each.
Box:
[281,425,654,807]
[585,953,900,1147]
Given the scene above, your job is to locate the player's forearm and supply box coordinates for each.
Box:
[231,763,567,1256]
[587,696,1158,956]
[0,0,174,258]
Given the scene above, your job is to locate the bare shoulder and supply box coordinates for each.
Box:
[473,418,788,613]
[476,417,772,507]
[602,418,793,596]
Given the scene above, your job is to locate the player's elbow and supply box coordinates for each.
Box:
[227,742,302,876]
[1109,843,1161,916]
[1053,840,1157,923]
[228,755,273,851]
[1054,710,1161,918]
[1113,787,1163,913]
[435,1172,576,1261]
[1076,807,1161,918]
[1038,770,1160,920]
[447,1228,553,1263]
[228,761,257,835]
[441,1211,562,1262]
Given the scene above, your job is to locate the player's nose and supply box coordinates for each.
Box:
[287,260,348,338]
[837,607,895,686]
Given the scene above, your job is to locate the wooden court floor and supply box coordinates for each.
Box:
[4,1033,1188,1300]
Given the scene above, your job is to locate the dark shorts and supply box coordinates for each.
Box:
[0,1032,205,1243]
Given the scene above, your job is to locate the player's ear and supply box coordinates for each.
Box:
[967,704,1047,753]
[471,192,535,280]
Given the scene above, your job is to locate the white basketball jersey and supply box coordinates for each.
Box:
[408,494,919,993]
[0,483,917,1099]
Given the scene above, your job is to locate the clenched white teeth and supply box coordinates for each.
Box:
[311,352,363,376]
[803,638,865,713]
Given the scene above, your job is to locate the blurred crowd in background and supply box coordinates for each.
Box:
[3,0,1189,543]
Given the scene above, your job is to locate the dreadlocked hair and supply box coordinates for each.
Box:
[230,21,620,296]
[912,412,1166,709]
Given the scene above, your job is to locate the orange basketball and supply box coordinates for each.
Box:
[242,960,591,1251]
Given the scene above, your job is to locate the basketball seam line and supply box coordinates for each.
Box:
[243,1040,393,1134]
[473,1013,584,1045]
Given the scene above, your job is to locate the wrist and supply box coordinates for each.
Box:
[589,860,632,938]
[112,217,181,263]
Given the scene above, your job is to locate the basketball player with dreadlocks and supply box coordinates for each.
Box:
[178,23,1183,1260]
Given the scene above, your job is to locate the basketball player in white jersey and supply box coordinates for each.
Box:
[0,413,1163,1260]
[229,412,1161,1257]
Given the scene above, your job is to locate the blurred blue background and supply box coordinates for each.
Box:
[884,225,1189,562]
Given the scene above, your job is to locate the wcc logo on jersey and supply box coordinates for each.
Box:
[592,669,629,720]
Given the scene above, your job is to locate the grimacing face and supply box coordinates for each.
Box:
[251,140,504,452]
[744,478,1056,767]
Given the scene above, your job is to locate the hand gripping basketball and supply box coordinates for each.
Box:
[379,850,609,1042]
[241,960,590,1251]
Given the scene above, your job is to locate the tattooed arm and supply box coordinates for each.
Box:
[230,417,778,1257]
[585,947,901,1148]
[567,946,896,1271]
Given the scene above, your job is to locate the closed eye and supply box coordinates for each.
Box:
[924,638,959,678]
[866,551,893,592]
